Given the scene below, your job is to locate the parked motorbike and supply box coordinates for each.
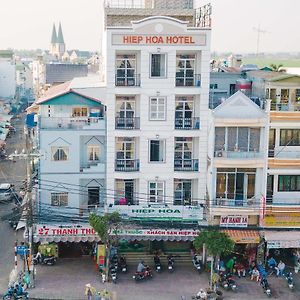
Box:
[193,255,202,273]
[154,255,162,273]
[119,255,127,273]
[133,266,153,282]
[110,266,117,284]
[167,255,174,273]
[284,272,294,290]
[219,272,229,290]
[261,278,272,297]
[226,273,237,292]
[111,254,119,270]
[3,284,29,300]
[33,253,56,266]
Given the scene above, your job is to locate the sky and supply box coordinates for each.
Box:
[0,0,299,53]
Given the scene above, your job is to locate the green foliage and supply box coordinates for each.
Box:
[193,230,234,257]
[269,63,284,72]
[89,212,121,243]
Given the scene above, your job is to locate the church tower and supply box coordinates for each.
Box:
[57,22,66,57]
[50,23,58,56]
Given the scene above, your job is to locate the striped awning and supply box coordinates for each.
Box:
[222,230,260,244]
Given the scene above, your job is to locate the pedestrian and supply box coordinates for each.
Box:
[275,260,285,277]
[85,283,96,300]
[226,257,236,273]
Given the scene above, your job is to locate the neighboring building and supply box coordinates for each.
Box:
[247,71,300,250]
[16,61,34,104]
[35,81,106,248]
[49,23,66,59]
[207,91,268,248]
[100,0,211,249]
[0,50,16,99]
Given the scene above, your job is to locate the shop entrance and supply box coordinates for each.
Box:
[58,242,93,258]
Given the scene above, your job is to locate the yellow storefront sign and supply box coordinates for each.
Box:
[264,213,300,227]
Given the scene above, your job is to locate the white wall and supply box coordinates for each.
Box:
[0,59,16,98]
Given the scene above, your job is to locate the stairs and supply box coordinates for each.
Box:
[120,252,193,266]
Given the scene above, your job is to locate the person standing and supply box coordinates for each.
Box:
[85,283,96,300]
[226,257,236,273]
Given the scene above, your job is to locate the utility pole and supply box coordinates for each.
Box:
[253,25,269,56]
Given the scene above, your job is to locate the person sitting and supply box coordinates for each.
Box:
[236,262,246,278]
[275,260,285,277]
[267,257,277,270]
[137,260,146,273]
[250,267,260,281]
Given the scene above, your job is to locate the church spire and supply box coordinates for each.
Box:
[51,23,57,44]
[57,22,65,44]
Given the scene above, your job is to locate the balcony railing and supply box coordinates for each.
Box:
[115,159,140,172]
[39,116,104,130]
[105,0,193,9]
[174,159,199,171]
[115,117,140,130]
[268,150,300,159]
[214,197,259,208]
[270,102,300,111]
[175,117,200,130]
[115,74,141,87]
[175,74,201,87]
[214,150,263,159]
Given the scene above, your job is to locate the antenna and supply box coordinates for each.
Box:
[253,25,270,56]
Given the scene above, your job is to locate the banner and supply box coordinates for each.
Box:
[220,216,248,228]
[97,245,106,266]
[263,213,300,228]
[113,228,199,237]
[36,224,97,237]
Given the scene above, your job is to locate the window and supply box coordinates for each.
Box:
[280,129,300,146]
[116,97,135,119]
[174,137,192,160]
[149,97,166,120]
[278,175,300,192]
[51,147,69,161]
[88,146,100,161]
[174,179,192,206]
[116,54,136,86]
[116,137,135,160]
[149,140,165,162]
[115,179,136,205]
[214,127,260,152]
[175,97,194,128]
[210,84,218,89]
[149,181,164,203]
[72,107,87,117]
[150,54,166,77]
[176,54,195,86]
[51,193,68,206]
[88,187,100,207]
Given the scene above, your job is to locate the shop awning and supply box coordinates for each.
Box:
[34,235,100,243]
[264,231,300,249]
[223,230,260,244]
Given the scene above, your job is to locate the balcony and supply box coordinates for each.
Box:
[39,117,105,130]
[215,150,263,159]
[175,117,200,130]
[175,74,201,87]
[268,149,300,159]
[270,102,300,111]
[115,159,139,172]
[214,197,259,208]
[174,159,199,171]
[115,74,141,87]
[115,117,140,130]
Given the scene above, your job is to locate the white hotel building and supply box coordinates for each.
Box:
[101,0,211,225]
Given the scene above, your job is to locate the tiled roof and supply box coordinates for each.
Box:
[247,70,300,81]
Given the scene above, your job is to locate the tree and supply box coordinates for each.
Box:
[89,212,121,280]
[269,64,285,72]
[193,230,234,289]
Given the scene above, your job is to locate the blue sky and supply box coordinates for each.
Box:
[0,0,299,53]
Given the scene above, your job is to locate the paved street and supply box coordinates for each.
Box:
[28,258,300,300]
[0,115,26,293]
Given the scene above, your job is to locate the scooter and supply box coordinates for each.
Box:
[154,256,162,273]
[133,266,153,282]
[33,253,56,266]
[119,255,127,273]
[110,266,117,284]
[193,255,202,273]
[167,255,174,273]
[261,278,272,297]
[2,285,14,300]
[284,272,294,290]
[226,273,237,292]
[219,272,229,290]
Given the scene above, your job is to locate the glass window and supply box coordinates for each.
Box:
[149,181,164,203]
[249,128,260,151]
[238,128,249,151]
[88,146,100,161]
[150,54,166,77]
[174,179,192,206]
[72,107,87,117]
[278,175,300,191]
[149,97,166,120]
[149,140,165,162]
[216,173,226,198]
[280,129,300,146]
[116,137,135,160]
[227,127,237,151]
[51,193,68,206]
[176,54,195,86]
[51,147,69,161]
[116,54,136,85]
[215,128,225,152]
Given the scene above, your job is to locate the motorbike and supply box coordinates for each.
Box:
[192,255,202,273]
[226,273,237,292]
[119,256,127,273]
[110,266,117,284]
[167,255,174,273]
[284,272,294,290]
[3,284,29,300]
[261,278,272,297]
[111,254,119,270]
[154,256,162,273]
[219,272,229,290]
[33,253,56,266]
[133,266,153,282]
